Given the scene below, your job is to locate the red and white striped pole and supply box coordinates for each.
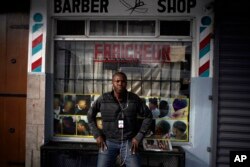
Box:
[199,16,212,77]
[31,13,43,72]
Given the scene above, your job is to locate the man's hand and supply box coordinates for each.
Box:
[131,138,139,154]
[96,136,107,151]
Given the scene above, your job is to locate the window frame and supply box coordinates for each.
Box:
[53,18,194,41]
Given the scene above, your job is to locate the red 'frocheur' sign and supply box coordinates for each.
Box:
[94,43,171,64]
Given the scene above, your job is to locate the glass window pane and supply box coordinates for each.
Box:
[84,81,93,94]
[94,81,103,94]
[103,80,112,93]
[160,83,170,97]
[118,21,127,36]
[131,81,142,96]
[90,21,117,36]
[171,63,181,80]
[152,66,161,81]
[142,81,151,96]
[160,21,190,36]
[152,82,160,96]
[75,80,83,93]
[161,64,171,80]
[142,67,151,81]
[66,80,75,93]
[128,21,155,36]
[57,20,85,35]
[54,79,64,94]
[171,83,181,97]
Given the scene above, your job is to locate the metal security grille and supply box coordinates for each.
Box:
[212,0,250,166]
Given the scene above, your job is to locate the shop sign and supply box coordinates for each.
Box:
[94,43,185,64]
[52,0,212,16]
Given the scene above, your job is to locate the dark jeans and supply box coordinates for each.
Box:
[97,140,140,167]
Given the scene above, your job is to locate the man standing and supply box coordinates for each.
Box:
[87,72,152,167]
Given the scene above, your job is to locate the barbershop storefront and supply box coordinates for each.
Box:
[26,0,214,166]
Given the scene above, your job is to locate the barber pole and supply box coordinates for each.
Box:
[31,13,43,72]
[199,16,212,77]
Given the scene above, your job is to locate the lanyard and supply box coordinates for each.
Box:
[117,93,129,111]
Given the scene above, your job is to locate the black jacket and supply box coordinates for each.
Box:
[87,91,152,142]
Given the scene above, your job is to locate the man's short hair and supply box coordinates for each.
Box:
[78,120,88,127]
[173,121,187,133]
[149,98,158,106]
[173,99,187,111]
[156,120,170,134]
[159,100,169,118]
[112,71,127,81]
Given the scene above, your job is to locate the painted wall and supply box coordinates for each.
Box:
[183,77,212,167]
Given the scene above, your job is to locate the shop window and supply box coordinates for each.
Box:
[56,20,85,35]
[53,20,192,143]
[160,21,190,36]
[54,41,192,141]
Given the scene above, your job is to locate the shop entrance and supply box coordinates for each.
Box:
[0,13,28,167]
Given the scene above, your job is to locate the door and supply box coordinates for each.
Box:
[0,13,28,167]
[212,0,250,166]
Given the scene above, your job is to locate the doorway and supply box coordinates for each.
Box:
[0,13,29,167]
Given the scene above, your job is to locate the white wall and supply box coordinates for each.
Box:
[183,77,212,167]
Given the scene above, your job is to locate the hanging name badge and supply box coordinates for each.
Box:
[118,120,124,129]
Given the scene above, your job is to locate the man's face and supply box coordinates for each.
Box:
[155,126,163,135]
[96,119,103,129]
[172,127,178,137]
[112,74,127,94]
[77,124,86,132]
[63,120,71,128]
[78,100,87,109]
[149,103,157,110]
[54,98,60,109]
[64,101,73,112]
[173,127,184,138]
